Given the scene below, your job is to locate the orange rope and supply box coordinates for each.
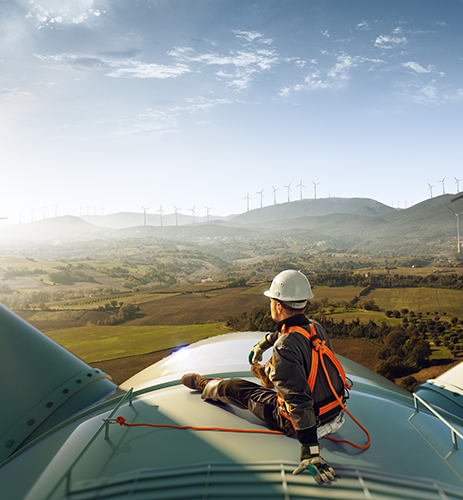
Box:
[113,416,284,434]
[318,352,371,450]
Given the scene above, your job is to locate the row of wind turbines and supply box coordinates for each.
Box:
[244,180,320,212]
[140,205,213,227]
[140,180,320,226]
[427,177,461,198]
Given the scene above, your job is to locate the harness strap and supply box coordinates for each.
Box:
[276,324,347,421]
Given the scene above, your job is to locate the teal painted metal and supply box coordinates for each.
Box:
[414,381,463,425]
[0,304,117,462]
[410,393,463,450]
[43,388,134,500]
[0,309,463,499]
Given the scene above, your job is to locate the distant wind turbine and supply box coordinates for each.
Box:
[448,206,463,253]
[19,209,24,224]
[427,183,434,198]
[204,205,213,223]
[283,183,291,202]
[189,206,197,226]
[312,181,320,200]
[243,193,251,212]
[272,186,279,205]
[173,205,181,226]
[157,205,165,227]
[42,206,47,219]
[30,208,35,222]
[141,206,150,227]
[53,204,58,217]
[256,189,264,208]
[455,177,462,193]
[297,180,305,201]
[439,178,445,195]
[173,205,182,226]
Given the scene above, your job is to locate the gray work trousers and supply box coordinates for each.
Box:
[202,378,344,440]
[202,378,296,436]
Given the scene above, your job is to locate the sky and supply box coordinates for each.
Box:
[1,0,463,225]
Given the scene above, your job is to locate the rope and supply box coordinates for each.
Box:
[111,416,285,435]
[318,351,371,450]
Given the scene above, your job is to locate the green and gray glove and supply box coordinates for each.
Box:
[248,335,272,365]
[292,444,335,484]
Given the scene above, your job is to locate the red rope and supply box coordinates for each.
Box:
[318,353,371,450]
[113,416,284,434]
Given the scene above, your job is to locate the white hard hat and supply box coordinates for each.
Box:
[264,270,314,308]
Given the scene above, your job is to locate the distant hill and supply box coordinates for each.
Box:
[1,195,462,256]
[227,197,395,225]
[0,216,104,242]
[82,211,231,229]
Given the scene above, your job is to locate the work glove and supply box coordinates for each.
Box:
[251,363,274,389]
[292,444,335,484]
[248,335,272,364]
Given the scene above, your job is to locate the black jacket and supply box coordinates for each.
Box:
[265,314,344,445]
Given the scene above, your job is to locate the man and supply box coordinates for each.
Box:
[182,270,345,483]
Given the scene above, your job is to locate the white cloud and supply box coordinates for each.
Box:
[168,45,281,90]
[280,53,383,95]
[233,30,273,45]
[106,61,190,79]
[402,62,445,77]
[34,52,191,79]
[356,21,370,31]
[374,35,408,49]
[402,61,432,74]
[397,80,443,105]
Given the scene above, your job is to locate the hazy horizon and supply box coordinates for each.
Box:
[2,1,463,226]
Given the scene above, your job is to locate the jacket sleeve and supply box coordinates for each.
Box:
[267,335,318,444]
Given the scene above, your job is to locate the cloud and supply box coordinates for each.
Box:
[106,61,190,79]
[400,81,442,105]
[402,61,432,74]
[281,53,383,94]
[356,21,370,31]
[233,30,273,45]
[374,35,408,49]
[168,45,281,90]
[34,52,191,79]
[98,49,142,60]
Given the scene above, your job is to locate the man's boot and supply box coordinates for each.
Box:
[181,373,222,391]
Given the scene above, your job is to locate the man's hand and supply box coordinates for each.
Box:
[248,335,271,365]
[250,363,274,389]
[248,344,264,364]
[292,457,335,483]
[292,443,335,483]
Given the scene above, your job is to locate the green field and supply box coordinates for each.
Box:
[311,286,365,303]
[367,287,463,318]
[47,323,226,362]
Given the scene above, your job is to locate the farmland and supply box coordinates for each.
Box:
[2,246,463,387]
[367,287,463,318]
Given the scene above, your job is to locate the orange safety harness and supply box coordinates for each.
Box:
[107,325,370,450]
[275,324,370,450]
[275,324,351,423]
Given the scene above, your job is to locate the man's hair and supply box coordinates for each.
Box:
[279,300,308,313]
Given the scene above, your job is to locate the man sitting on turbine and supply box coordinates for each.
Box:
[182,270,346,483]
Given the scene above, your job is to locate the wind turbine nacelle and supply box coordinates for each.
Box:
[0,304,117,463]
